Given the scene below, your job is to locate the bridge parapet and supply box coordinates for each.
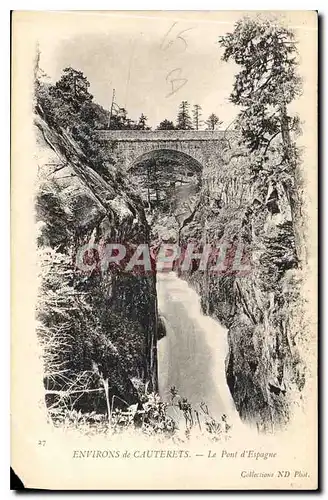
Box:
[96,129,228,142]
[96,129,238,175]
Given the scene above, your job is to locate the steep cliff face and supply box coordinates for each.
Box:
[35,104,309,431]
[180,139,308,432]
[35,114,158,414]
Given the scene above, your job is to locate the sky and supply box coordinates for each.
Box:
[39,12,243,129]
[37,11,313,131]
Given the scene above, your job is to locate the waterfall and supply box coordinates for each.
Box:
[156,272,239,423]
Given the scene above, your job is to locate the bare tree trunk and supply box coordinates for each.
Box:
[102,377,111,424]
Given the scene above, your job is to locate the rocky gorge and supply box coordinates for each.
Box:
[34,16,314,435]
[35,96,311,435]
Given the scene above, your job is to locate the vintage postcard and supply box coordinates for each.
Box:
[11,10,318,490]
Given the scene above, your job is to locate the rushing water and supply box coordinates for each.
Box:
[157,272,239,423]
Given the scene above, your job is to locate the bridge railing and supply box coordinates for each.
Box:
[96,129,228,141]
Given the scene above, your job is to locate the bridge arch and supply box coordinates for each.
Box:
[127,148,203,215]
[129,148,204,176]
[96,129,231,176]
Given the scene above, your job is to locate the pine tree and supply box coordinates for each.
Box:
[176,101,193,130]
[219,16,302,258]
[219,17,301,165]
[138,113,149,130]
[50,67,93,112]
[192,104,203,130]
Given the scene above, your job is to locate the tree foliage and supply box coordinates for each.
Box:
[192,104,203,130]
[36,67,151,180]
[205,113,222,131]
[219,17,301,108]
[138,113,150,130]
[219,16,302,173]
[176,101,193,130]
[37,241,143,416]
[50,67,93,111]
[36,67,111,179]
[157,119,176,130]
[110,108,151,130]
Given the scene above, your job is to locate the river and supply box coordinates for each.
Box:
[156,272,239,424]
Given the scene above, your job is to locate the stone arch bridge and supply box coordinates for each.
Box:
[96,130,231,177]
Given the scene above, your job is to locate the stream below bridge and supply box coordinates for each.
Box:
[156,272,240,425]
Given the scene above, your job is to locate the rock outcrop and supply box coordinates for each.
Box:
[179,137,309,432]
[35,113,158,414]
